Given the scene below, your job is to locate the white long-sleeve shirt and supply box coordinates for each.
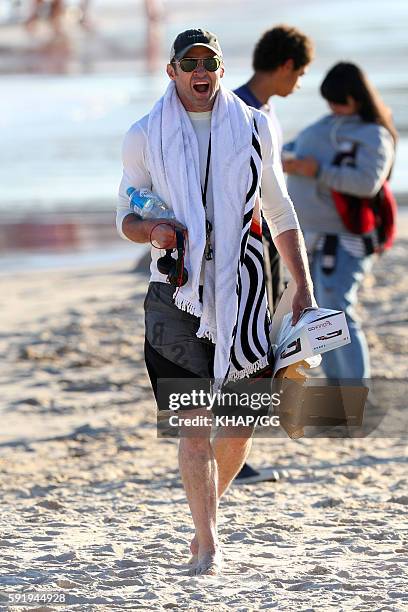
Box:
[116,107,300,282]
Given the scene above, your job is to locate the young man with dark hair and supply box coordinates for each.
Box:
[234,25,314,484]
[235,25,314,151]
[253,25,314,71]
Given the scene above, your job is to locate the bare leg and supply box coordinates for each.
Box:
[213,426,253,495]
[178,409,222,575]
[144,0,164,72]
[25,0,44,31]
[189,426,253,567]
[49,0,64,36]
[79,0,93,30]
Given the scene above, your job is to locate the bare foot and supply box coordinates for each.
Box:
[194,547,223,576]
[187,534,198,566]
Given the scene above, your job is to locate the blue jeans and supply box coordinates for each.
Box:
[311,243,373,380]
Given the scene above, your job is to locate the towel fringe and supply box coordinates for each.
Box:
[173,291,202,318]
[226,354,269,383]
[197,324,217,344]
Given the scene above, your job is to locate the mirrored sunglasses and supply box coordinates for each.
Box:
[174,57,222,72]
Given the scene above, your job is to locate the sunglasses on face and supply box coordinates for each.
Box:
[173,56,222,72]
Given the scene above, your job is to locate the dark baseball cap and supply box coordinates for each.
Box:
[169,29,222,62]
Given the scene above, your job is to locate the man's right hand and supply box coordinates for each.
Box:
[122,214,187,248]
[147,219,187,249]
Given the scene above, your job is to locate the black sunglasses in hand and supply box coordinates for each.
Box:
[173,56,222,73]
[157,228,188,287]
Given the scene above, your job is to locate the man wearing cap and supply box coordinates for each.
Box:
[116,29,314,575]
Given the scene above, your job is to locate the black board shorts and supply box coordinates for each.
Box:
[144,282,215,411]
[143,283,273,419]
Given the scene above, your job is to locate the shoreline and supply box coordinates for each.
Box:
[1,206,407,275]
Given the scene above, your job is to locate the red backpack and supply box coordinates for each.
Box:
[331,145,397,254]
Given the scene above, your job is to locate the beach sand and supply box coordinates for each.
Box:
[1,221,407,611]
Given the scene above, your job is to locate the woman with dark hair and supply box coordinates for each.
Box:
[283,62,396,382]
[319,62,397,143]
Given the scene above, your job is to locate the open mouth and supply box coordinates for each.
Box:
[192,82,210,94]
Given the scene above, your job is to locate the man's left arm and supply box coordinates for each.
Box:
[273,229,316,324]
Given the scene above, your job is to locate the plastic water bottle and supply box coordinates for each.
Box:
[127,187,174,220]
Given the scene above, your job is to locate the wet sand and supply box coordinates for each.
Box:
[0,219,407,610]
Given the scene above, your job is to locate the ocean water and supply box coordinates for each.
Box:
[1,0,407,263]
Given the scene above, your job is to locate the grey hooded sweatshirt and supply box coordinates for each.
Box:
[287,114,394,237]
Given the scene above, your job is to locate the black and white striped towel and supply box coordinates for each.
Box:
[147,82,270,384]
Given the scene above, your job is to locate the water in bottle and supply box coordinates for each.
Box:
[127,187,174,219]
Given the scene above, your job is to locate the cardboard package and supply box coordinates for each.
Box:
[272,308,351,375]
[268,282,360,439]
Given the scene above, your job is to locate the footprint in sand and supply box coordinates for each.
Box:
[252,530,284,543]
[254,519,303,533]
[226,531,248,542]
[309,564,332,575]
[337,570,351,578]
[0,539,18,547]
[388,495,408,505]
[56,578,82,589]
[34,552,76,562]
[117,569,145,579]
[312,496,343,508]
[101,578,146,587]
[115,559,144,569]
[36,500,65,511]
[286,580,323,591]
